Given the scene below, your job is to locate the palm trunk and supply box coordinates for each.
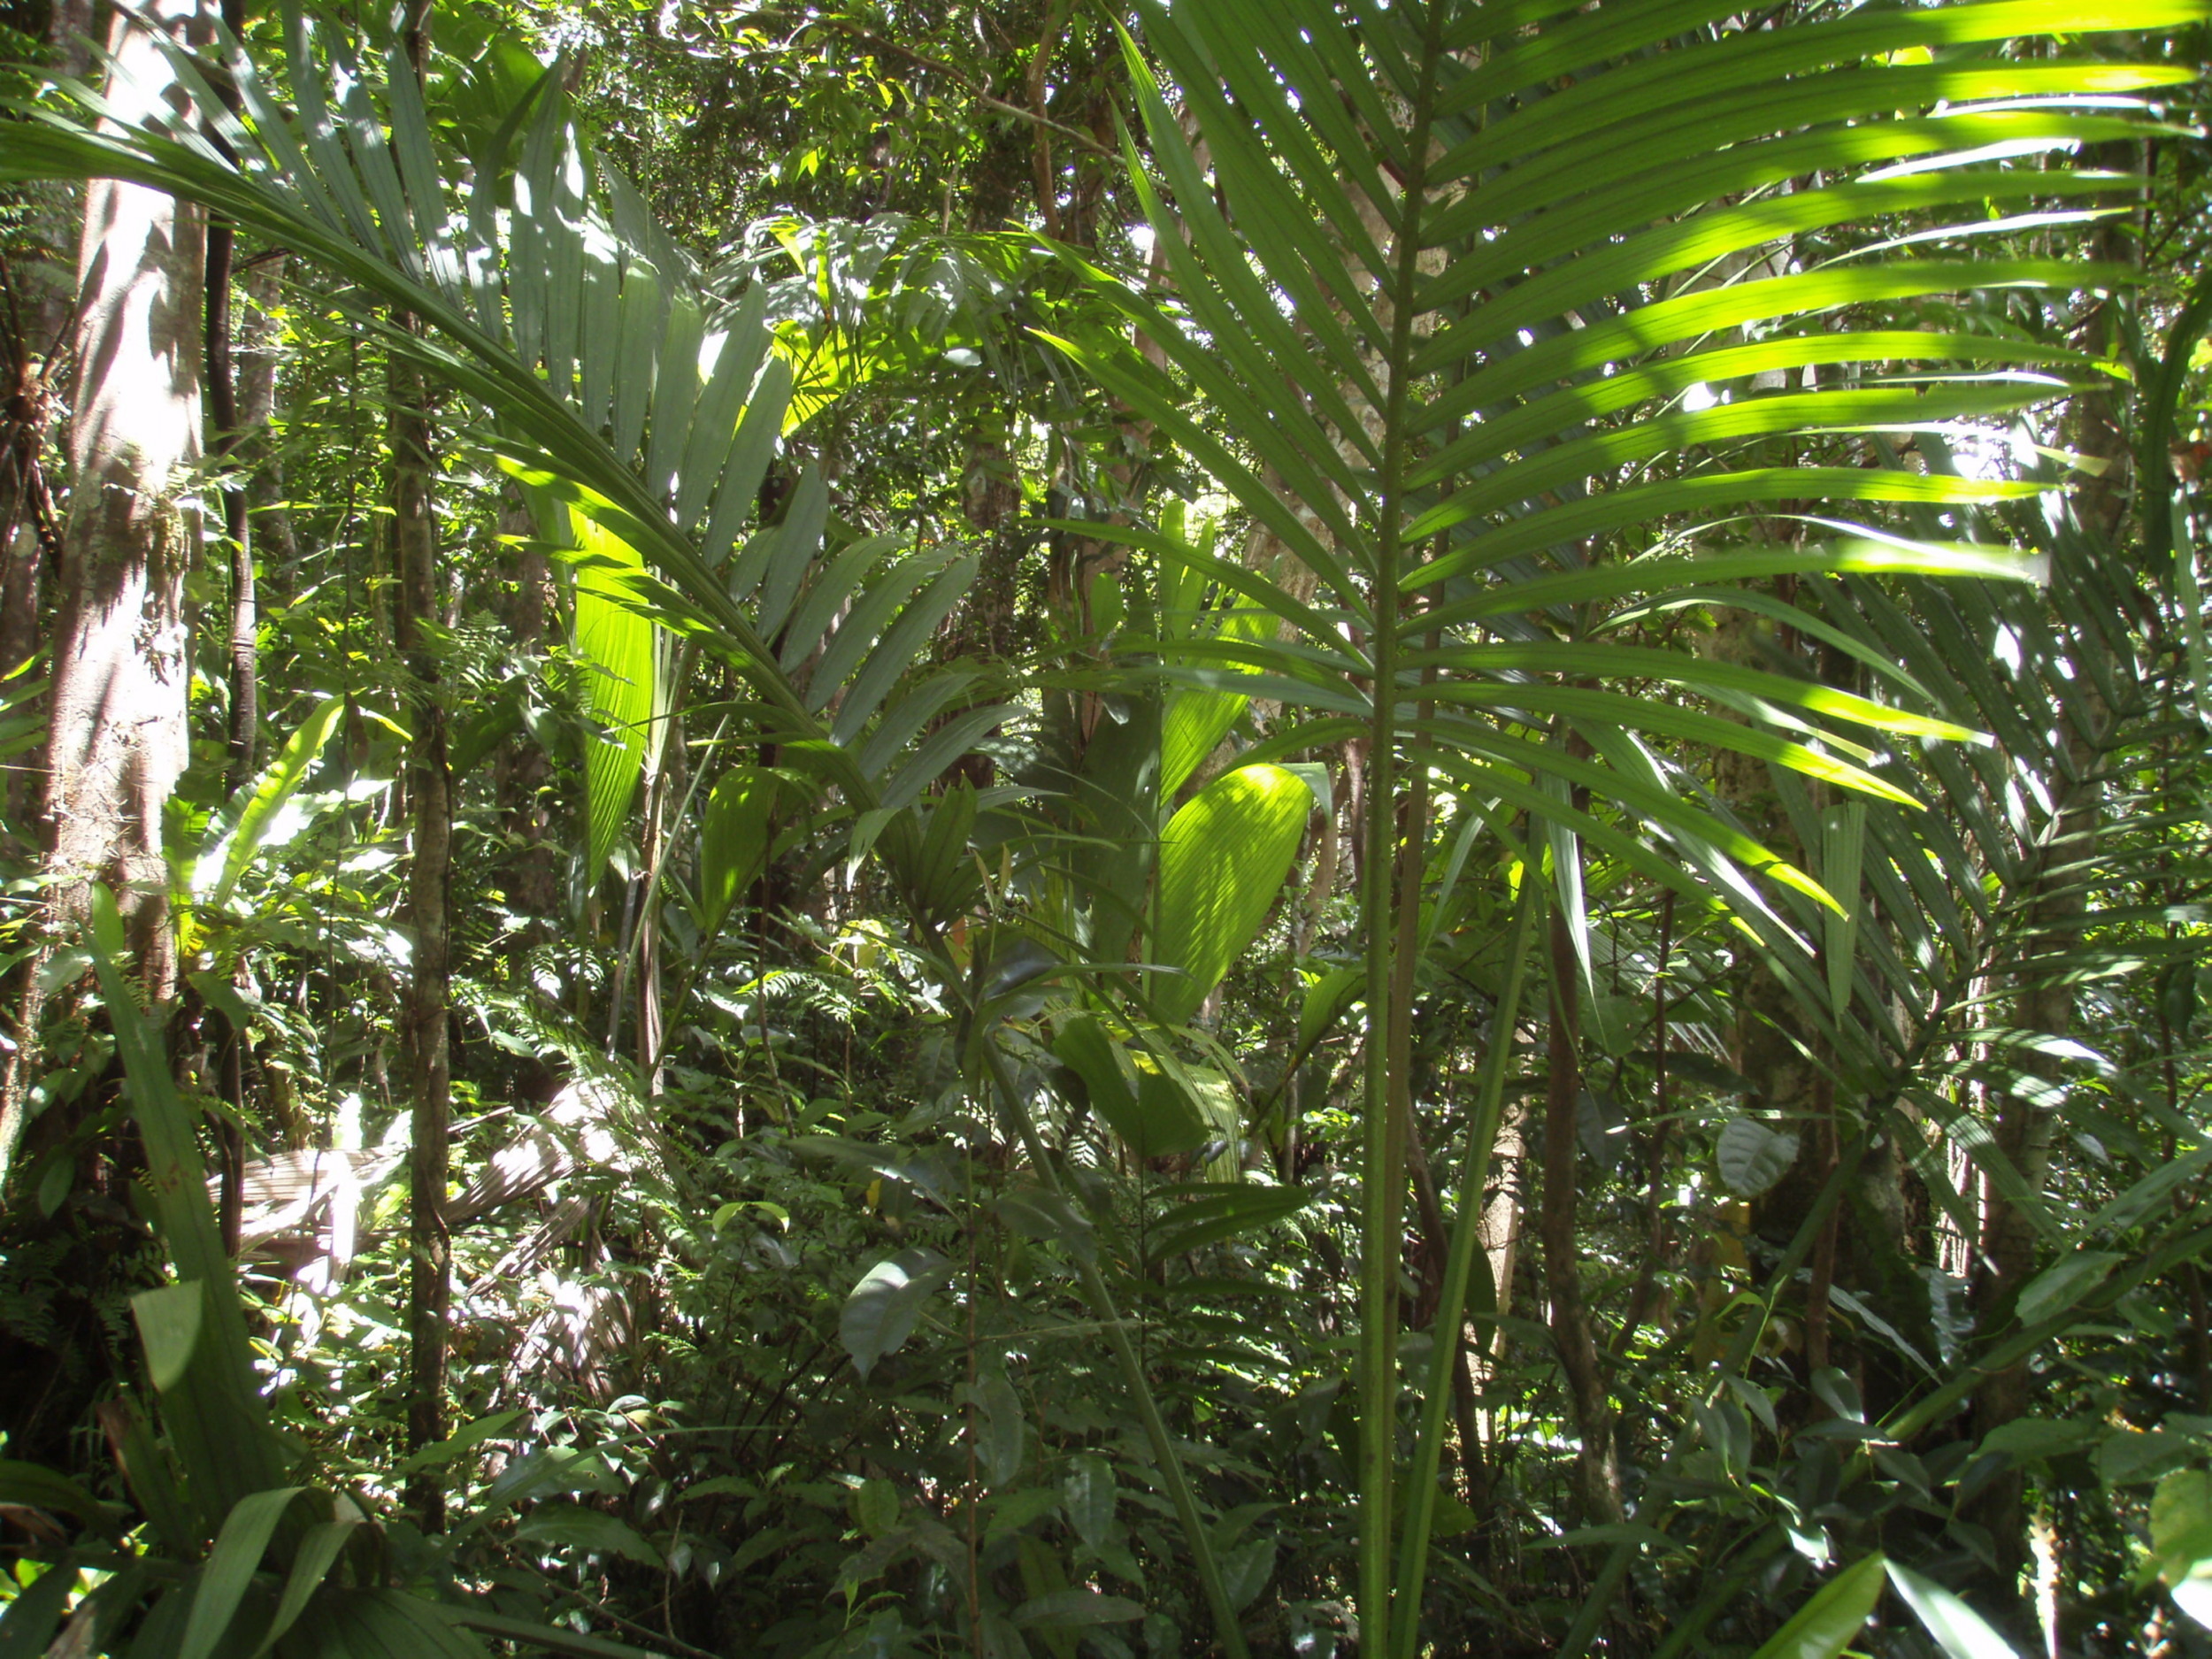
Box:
[393,324,453,1522]
[235,258,299,581]
[205,242,255,785]
[1543,902,1624,1527]
[390,0,450,1528]
[203,36,256,1249]
[493,490,556,1069]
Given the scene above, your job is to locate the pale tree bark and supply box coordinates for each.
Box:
[0,0,213,1197]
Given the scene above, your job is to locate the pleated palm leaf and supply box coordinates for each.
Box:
[1042,0,2199,1648]
[1549,458,2204,1652]
[1765,413,2212,1381]
[1,14,1008,844]
[0,19,1275,1640]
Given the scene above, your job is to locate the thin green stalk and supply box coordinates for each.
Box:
[1358,9,1449,1648]
[1390,866,1542,1659]
[973,1033,1249,1659]
[646,709,734,1072]
[2137,268,2211,565]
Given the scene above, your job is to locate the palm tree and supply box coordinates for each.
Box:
[1051,1,2193,1648]
[0,1,2195,1651]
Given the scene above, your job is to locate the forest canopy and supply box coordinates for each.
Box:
[1,2,2210,1656]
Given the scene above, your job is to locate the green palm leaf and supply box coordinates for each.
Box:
[1150,764,1314,1025]
[0,13,997,820]
[1050,2,2185,1648]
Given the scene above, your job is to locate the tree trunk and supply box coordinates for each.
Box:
[0,0,211,1196]
[0,0,96,709]
[235,258,299,580]
[391,0,451,1529]
[394,320,453,1522]
[1544,902,1623,1527]
[203,18,256,1249]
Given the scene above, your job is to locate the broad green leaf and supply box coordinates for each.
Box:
[0,1556,74,1658]
[1429,1491,1480,1540]
[1150,764,1310,1025]
[1065,688,1163,965]
[2015,1251,2123,1325]
[0,1462,115,1537]
[180,1486,308,1659]
[1886,1563,2029,1657]
[482,1445,627,1512]
[841,1249,955,1379]
[1048,1012,1137,1130]
[250,1517,359,1659]
[1010,1591,1144,1629]
[2153,1470,2212,1630]
[986,1487,1064,1543]
[780,533,904,676]
[1747,1552,1886,1659]
[1128,1060,1218,1161]
[571,513,658,890]
[993,1185,1096,1264]
[132,1282,206,1395]
[1810,1368,1865,1425]
[103,1403,195,1559]
[1716,1119,1798,1199]
[973,1364,1025,1488]
[295,1589,491,1657]
[699,766,783,936]
[1161,683,1248,802]
[393,1410,525,1476]
[1299,967,1363,1052]
[1978,1418,2101,1463]
[1219,1538,1275,1614]
[1053,1015,1209,1156]
[515,1505,663,1570]
[829,557,979,742]
[1064,1455,1117,1551]
[1162,604,1279,797]
[98,954,288,1542]
[2093,1146,2212,1234]
[854,1478,900,1538]
[672,289,771,531]
[197,695,345,911]
[445,1605,660,1657]
[1149,1183,1315,1259]
[2150,1478,2212,1584]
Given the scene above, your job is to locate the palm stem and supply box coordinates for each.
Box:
[1357,6,1448,1648]
[1390,865,1542,1658]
